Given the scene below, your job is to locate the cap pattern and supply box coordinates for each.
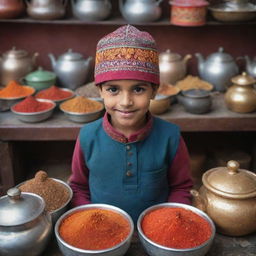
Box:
[95,25,160,85]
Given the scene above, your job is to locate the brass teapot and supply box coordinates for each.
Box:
[225,72,256,113]
[191,160,256,236]
[159,49,191,85]
[0,47,38,86]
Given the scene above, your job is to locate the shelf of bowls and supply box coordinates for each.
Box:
[0,47,105,123]
[1,159,256,256]
[1,0,256,24]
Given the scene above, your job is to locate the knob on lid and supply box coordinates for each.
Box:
[0,187,45,226]
[159,49,181,62]
[208,47,234,62]
[59,48,83,61]
[202,160,256,199]
[4,46,28,58]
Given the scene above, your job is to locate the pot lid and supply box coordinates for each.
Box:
[210,1,256,11]
[208,47,234,62]
[231,72,256,86]
[170,0,209,7]
[159,49,181,62]
[25,67,56,82]
[59,48,83,61]
[182,89,210,98]
[202,160,256,199]
[0,187,45,226]
[3,46,28,59]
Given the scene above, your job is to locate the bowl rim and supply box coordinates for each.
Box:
[11,98,56,115]
[55,203,134,253]
[35,88,75,103]
[0,86,35,100]
[137,202,216,252]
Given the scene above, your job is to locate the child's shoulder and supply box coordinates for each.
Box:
[153,116,180,133]
[80,117,103,134]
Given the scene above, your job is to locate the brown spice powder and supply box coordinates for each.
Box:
[19,170,70,212]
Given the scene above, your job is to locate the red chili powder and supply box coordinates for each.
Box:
[36,85,72,101]
[142,207,212,249]
[13,96,53,113]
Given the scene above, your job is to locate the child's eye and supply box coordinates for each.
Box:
[133,87,146,93]
[106,87,119,94]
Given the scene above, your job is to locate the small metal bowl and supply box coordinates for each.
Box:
[149,94,172,115]
[60,103,105,123]
[11,99,56,123]
[137,203,215,256]
[55,204,134,256]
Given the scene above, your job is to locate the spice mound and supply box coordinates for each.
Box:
[19,170,70,212]
[59,208,130,250]
[60,96,103,113]
[0,80,35,98]
[158,83,180,96]
[36,85,73,101]
[12,96,54,113]
[175,75,213,91]
[142,207,212,249]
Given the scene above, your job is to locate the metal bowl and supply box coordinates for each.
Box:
[60,103,105,123]
[11,99,56,123]
[149,94,172,115]
[137,203,215,256]
[55,204,134,256]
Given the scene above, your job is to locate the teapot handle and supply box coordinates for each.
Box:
[190,189,207,212]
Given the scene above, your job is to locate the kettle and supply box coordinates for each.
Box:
[159,49,191,84]
[0,188,52,256]
[0,0,25,19]
[119,0,163,23]
[48,49,92,90]
[72,0,112,21]
[0,47,38,86]
[26,0,68,20]
[244,55,256,78]
[195,47,239,92]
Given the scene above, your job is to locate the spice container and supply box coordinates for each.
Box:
[169,0,209,26]
[55,203,134,256]
[0,187,52,256]
[137,202,215,256]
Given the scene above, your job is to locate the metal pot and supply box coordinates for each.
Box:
[48,49,92,90]
[191,160,256,236]
[195,47,239,92]
[159,49,191,84]
[0,187,52,256]
[72,0,112,21]
[0,0,25,19]
[225,72,256,113]
[119,0,163,23]
[0,46,38,86]
[26,0,68,20]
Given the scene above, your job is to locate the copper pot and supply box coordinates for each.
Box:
[191,160,256,236]
[0,0,25,19]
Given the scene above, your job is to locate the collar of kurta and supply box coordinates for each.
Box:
[102,111,153,143]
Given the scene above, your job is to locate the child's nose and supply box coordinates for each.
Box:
[120,93,133,106]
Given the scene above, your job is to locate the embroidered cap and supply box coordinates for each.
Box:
[95,25,160,85]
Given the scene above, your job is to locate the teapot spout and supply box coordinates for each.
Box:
[85,56,93,67]
[190,189,207,212]
[244,55,252,68]
[195,53,205,74]
[183,54,192,65]
[48,53,57,68]
[32,52,39,65]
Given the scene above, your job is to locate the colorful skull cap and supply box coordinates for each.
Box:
[94,25,160,85]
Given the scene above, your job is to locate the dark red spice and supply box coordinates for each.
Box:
[13,96,53,113]
[36,85,73,101]
[142,207,212,249]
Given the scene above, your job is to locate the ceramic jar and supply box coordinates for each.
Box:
[225,72,256,113]
[159,49,192,85]
[169,0,209,26]
[0,0,25,19]
[0,188,52,256]
[191,160,256,236]
[0,47,38,86]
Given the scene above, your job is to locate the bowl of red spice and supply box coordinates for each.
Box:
[11,96,56,122]
[137,203,215,256]
[55,204,134,256]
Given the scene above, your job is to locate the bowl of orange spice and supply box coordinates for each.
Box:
[55,204,134,256]
[0,80,35,111]
[137,203,215,256]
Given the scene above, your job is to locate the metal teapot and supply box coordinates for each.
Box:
[225,72,256,113]
[119,0,163,23]
[0,188,52,256]
[244,55,256,78]
[191,160,256,236]
[159,49,191,84]
[72,0,112,21]
[0,47,38,86]
[49,49,92,90]
[195,47,239,92]
[0,0,25,19]
[26,0,68,20]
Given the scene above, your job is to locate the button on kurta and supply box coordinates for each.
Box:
[126,171,133,177]
[126,145,131,150]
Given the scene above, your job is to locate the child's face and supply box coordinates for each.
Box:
[99,80,157,133]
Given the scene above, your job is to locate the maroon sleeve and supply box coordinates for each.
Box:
[167,136,193,204]
[69,137,91,207]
